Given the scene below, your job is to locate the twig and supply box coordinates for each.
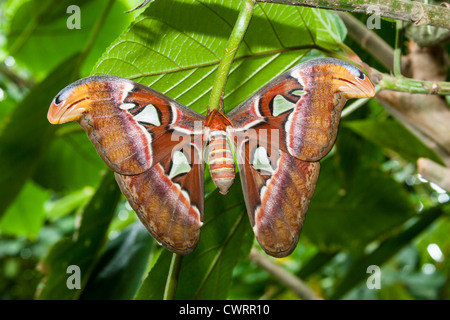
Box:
[374,70,450,95]
[255,0,450,29]
[417,158,450,192]
[249,248,322,300]
[325,9,450,96]
[337,4,450,165]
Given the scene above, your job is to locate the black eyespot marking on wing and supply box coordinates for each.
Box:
[358,71,366,80]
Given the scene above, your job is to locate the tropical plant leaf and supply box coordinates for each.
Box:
[0,54,80,219]
[92,0,347,114]
[80,222,154,300]
[133,249,172,300]
[0,181,50,240]
[33,129,106,193]
[303,146,416,251]
[36,172,121,299]
[6,0,131,78]
[86,0,350,300]
[175,179,253,299]
[44,187,95,222]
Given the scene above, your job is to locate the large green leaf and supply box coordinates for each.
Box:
[44,187,95,222]
[92,0,347,114]
[33,128,106,193]
[0,181,50,240]
[80,222,154,300]
[6,0,131,78]
[303,139,416,251]
[133,249,172,300]
[135,177,253,300]
[89,0,348,300]
[0,54,79,218]
[175,179,253,300]
[36,172,121,300]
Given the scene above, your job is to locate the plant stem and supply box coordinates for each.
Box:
[208,0,255,111]
[163,253,183,300]
[393,20,403,77]
[338,11,450,96]
[376,71,450,95]
[255,0,450,29]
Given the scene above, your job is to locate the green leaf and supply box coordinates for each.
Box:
[304,156,416,251]
[134,249,172,300]
[135,177,253,300]
[93,0,347,114]
[44,187,95,221]
[329,205,446,299]
[0,54,80,219]
[33,129,106,193]
[80,222,154,300]
[308,10,347,48]
[343,119,444,165]
[175,179,253,300]
[6,0,132,78]
[36,172,121,300]
[0,181,50,240]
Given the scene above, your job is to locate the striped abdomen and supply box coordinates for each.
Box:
[208,131,235,195]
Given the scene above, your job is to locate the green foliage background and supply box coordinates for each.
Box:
[0,0,449,300]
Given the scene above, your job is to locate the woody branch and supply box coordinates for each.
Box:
[255,0,450,29]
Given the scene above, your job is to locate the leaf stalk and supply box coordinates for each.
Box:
[208,0,256,111]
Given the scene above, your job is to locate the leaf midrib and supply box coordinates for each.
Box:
[126,44,326,80]
[190,209,247,299]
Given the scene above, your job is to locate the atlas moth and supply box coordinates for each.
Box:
[48,58,375,257]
